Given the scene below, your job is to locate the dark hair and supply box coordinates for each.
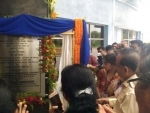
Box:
[119,48,140,71]
[103,53,117,65]
[130,40,143,47]
[61,64,97,113]
[112,42,117,45]
[137,43,150,74]
[97,46,105,51]
[137,43,150,88]
[140,43,150,58]
[0,79,17,113]
[136,43,150,89]
[105,45,113,52]
[137,72,150,89]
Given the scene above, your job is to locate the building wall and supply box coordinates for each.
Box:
[55,0,113,24]
[115,0,140,30]
[55,0,142,45]
[0,0,142,45]
[0,0,147,43]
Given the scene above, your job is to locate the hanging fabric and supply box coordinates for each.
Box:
[0,14,74,36]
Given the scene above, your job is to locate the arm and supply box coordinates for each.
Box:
[96,69,105,97]
[87,64,97,70]
[108,98,117,108]
[115,93,138,113]
[96,80,101,98]
[96,97,116,107]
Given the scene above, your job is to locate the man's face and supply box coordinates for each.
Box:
[135,82,150,112]
[112,44,117,49]
[99,49,106,56]
[115,54,126,80]
[130,43,139,51]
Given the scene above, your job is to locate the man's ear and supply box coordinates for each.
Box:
[124,66,129,75]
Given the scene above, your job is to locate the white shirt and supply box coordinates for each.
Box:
[113,74,139,113]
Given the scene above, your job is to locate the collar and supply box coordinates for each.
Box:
[123,74,138,88]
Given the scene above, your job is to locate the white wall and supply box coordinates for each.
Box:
[55,0,144,44]
[115,0,141,30]
[138,0,150,42]
[55,0,113,24]
[114,27,122,43]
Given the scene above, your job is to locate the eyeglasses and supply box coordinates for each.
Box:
[127,78,141,88]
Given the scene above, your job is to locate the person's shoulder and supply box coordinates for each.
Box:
[90,54,96,59]
[99,69,105,73]
[97,69,105,77]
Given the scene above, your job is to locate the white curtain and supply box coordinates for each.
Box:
[56,34,72,109]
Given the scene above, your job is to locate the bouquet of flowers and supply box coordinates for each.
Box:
[16,92,46,110]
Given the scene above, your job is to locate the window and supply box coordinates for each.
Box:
[87,23,104,56]
[122,29,136,45]
[52,30,73,69]
[52,35,63,69]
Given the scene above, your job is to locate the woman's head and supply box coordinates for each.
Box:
[103,53,117,71]
[61,64,97,113]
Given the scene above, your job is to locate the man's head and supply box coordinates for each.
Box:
[112,42,118,49]
[133,73,150,113]
[105,45,114,53]
[97,46,106,56]
[131,43,150,113]
[116,48,140,80]
[136,43,150,75]
[130,40,143,52]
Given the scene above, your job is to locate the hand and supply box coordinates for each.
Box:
[98,104,115,113]
[102,104,115,113]
[87,64,92,68]
[97,98,109,104]
[98,104,106,113]
[15,102,28,113]
[49,106,58,113]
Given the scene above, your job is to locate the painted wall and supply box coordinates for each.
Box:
[55,0,143,45]
[56,0,113,24]
[0,0,142,44]
[115,1,141,30]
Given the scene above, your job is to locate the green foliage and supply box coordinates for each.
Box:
[91,40,101,47]
[53,39,62,47]
[91,31,101,38]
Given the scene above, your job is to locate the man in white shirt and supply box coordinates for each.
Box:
[97,48,140,113]
[113,48,139,113]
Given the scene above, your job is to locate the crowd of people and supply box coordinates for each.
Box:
[1,39,150,113]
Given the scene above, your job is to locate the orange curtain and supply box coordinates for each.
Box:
[74,19,83,64]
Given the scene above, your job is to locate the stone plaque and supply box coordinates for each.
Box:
[0,35,45,95]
